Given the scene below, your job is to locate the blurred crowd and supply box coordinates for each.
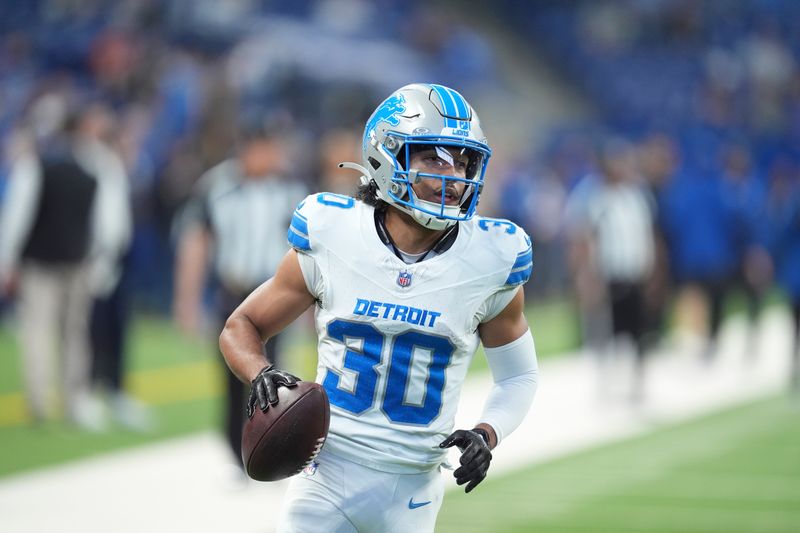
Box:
[1,0,799,431]
[0,0,503,433]
[0,0,499,311]
[496,0,800,396]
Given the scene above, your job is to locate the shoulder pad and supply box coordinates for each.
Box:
[287,192,357,252]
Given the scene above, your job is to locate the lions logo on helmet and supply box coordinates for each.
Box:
[363,93,406,150]
[346,83,492,231]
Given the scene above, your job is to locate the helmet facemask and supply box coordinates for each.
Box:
[387,139,488,230]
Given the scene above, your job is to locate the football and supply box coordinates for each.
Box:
[242,381,330,482]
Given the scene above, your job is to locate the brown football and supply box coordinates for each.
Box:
[241,381,330,482]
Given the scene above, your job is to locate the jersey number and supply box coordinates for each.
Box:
[322,319,455,425]
[316,192,354,209]
[478,217,517,234]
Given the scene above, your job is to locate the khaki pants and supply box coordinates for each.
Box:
[18,261,92,420]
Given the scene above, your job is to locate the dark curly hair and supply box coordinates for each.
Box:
[355,179,387,209]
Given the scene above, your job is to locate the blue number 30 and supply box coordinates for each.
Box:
[322,319,455,425]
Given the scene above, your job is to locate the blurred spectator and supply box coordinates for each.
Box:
[637,133,679,351]
[0,97,108,429]
[575,139,656,401]
[80,102,154,431]
[720,142,772,358]
[564,171,610,357]
[173,114,307,475]
[499,162,567,299]
[316,127,361,195]
[659,153,740,360]
[766,161,800,392]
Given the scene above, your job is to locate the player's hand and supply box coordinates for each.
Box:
[439,428,492,493]
[247,365,300,417]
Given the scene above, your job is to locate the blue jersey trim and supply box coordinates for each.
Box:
[505,265,533,286]
[287,227,310,251]
[287,210,310,250]
[291,210,308,235]
[513,247,533,269]
[505,246,533,286]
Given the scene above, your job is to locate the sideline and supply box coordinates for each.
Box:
[0,310,793,533]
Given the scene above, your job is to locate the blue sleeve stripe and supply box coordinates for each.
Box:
[291,211,308,236]
[510,260,533,274]
[505,265,532,286]
[513,248,533,269]
[287,226,310,251]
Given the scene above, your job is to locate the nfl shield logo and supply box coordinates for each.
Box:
[302,460,318,477]
[397,270,412,288]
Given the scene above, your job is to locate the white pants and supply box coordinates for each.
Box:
[278,448,444,533]
[18,261,92,420]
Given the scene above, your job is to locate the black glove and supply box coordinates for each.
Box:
[247,365,300,418]
[439,428,492,493]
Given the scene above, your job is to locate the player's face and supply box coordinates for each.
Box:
[408,146,470,206]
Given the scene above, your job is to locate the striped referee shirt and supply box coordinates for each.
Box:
[587,181,655,283]
[186,159,307,291]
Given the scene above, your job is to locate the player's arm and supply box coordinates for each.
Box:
[173,224,211,336]
[440,288,538,493]
[476,287,538,445]
[219,249,316,414]
[172,182,216,337]
[0,153,42,296]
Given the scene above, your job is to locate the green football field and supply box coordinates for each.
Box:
[438,395,800,533]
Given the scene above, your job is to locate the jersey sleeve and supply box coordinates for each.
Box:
[287,192,358,253]
[287,192,358,304]
[287,195,319,299]
[287,196,312,252]
[472,218,532,326]
[503,227,533,289]
[295,248,324,301]
[475,285,519,324]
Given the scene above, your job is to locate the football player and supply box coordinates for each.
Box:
[220,83,539,532]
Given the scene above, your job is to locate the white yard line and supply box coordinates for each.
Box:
[0,310,794,533]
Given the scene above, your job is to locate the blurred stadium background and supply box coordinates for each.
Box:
[0,0,798,532]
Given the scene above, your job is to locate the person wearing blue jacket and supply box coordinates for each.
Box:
[659,168,740,358]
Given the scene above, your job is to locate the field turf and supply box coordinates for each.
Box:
[438,395,800,533]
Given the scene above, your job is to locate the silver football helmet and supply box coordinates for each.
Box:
[342,83,491,230]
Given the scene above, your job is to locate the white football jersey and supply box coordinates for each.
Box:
[287,193,532,473]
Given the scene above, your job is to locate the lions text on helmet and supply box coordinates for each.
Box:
[340,83,492,231]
